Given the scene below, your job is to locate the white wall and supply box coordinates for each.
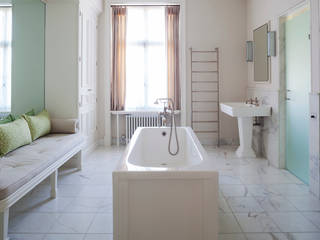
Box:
[247,0,304,90]
[186,0,247,144]
[100,0,248,145]
[45,0,79,119]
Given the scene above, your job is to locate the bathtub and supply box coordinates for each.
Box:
[113,127,219,240]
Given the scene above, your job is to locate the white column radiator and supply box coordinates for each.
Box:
[125,113,162,144]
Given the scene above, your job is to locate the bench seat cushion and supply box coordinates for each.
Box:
[0,133,83,201]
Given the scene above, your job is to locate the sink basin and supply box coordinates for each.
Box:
[220,102,272,158]
[220,102,271,117]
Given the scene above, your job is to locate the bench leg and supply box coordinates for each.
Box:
[50,170,58,199]
[75,150,82,171]
[0,209,9,240]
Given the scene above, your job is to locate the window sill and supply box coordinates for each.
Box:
[110,110,181,115]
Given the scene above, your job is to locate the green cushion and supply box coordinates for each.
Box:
[12,109,35,121]
[0,115,14,124]
[0,118,32,156]
[23,110,51,141]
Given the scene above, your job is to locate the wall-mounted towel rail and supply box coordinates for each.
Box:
[190,47,220,146]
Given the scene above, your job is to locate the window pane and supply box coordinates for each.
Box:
[125,6,167,110]
[126,45,145,110]
[127,7,145,44]
[146,45,167,108]
[146,7,165,43]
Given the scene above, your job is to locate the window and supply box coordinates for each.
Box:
[0,6,12,112]
[125,6,167,110]
[111,5,180,111]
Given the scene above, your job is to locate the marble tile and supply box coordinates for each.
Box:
[11,195,73,213]
[219,175,242,185]
[235,212,280,233]
[239,175,262,184]
[287,195,320,211]
[302,212,320,229]
[260,174,295,184]
[56,184,86,197]
[65,197,112,213]
[246,184,280,197]
[84,234,113,240]
[255,196,297,212]
[246,233,291,240]
[87,214,113,234]
[44,234,85,240]
[269,212,319,232]
[285,233,320,240]
[267,184,310,196]
[8,234,45,240]
[49,213,95,234]
[78,185,112,198]
[8,146,317,238]
[219,196,232,213]
[218,213,242,233]
[9,213,59,233]
[220,185,249,197]
[218,233,246,240]
[227,197,264,213]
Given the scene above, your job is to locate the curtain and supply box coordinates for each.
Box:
[111,6,127,111]
[0,7,12,112]
[166,6,180,110]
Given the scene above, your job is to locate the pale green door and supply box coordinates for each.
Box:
[285,7,311,184]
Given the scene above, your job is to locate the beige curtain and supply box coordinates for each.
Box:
[166,6,181,110]
[111,6,127,111]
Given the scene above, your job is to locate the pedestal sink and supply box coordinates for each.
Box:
[220,102,272,158]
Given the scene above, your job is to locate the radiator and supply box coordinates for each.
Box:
[125,113,162,144]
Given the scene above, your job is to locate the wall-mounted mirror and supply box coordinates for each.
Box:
[0,0,45,116]
[254,23,269,82]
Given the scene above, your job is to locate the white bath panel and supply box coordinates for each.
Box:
[113,172,218,240]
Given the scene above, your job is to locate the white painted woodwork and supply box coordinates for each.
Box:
[0,209,8,240]
[46,0,101,150]
[50,170,58,199]
[79,4,99,149]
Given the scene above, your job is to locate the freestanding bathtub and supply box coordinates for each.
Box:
[113,127,219,240]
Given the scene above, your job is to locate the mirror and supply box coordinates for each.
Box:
[0,0,45,116]
[254,23,269,82]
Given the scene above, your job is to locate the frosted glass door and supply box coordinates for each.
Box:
[285,8,310,184]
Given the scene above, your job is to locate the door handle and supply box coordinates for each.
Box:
[286,98,291,101]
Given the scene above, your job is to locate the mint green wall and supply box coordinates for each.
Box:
[285,9,311,184]
[11,0,45,115]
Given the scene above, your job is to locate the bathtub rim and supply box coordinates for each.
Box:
[116,127,211,172]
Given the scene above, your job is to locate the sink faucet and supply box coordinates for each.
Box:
[245,97,259,106]
[154,98,174,126]
[154,98,180,156]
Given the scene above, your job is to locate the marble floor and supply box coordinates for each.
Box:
[7,146,320,240]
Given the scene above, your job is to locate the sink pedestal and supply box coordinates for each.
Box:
[236,117,256,158]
